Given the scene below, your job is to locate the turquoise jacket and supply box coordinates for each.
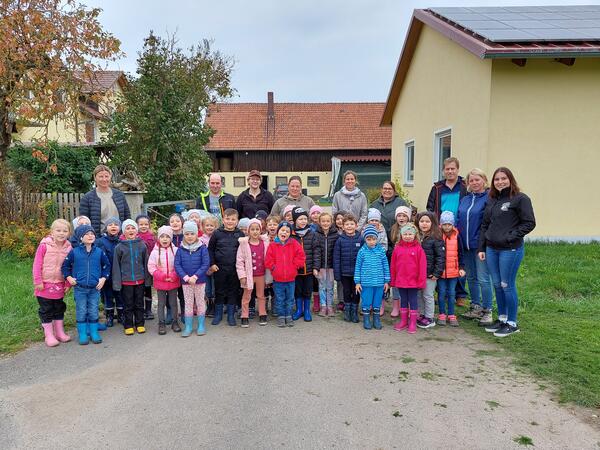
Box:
[354,244,390,287]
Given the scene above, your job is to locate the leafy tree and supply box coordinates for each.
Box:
[0,0,122,159]
[102,32,234,203]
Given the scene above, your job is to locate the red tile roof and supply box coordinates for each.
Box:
[205,102,391,151]
[75,70,126,94]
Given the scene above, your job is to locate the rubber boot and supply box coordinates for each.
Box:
[116,308,125,325]
[408,310,418,334]
[391,299,400,317]
[343,303,352,322]
[181,316,193,337]
[372,309,382,330]
[380,301,385,316]
[76,322,89,345]
[303,298,312,322]
[105,310,114,328]
[53,320,71,342]
[227,304,237,326]
[89,322,102,344]
[292,298,304,321]
[97,320,107,331]
[206,298,215,318]
[351,304,360,323]
[362,310,372,330]
[144,298,154,320]
[41,323,59,347]
[211,304,224,325]
[197,315,206,336]
[394,308,409,331]
[312,292,320,313]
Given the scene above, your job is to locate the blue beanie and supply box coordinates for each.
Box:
[363,224,379,240]
[277,221,293,231]
[76,224,95,242]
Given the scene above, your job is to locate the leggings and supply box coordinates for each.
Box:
[241,276,266,318]
[182,283,206,316]
[396,287,418,310]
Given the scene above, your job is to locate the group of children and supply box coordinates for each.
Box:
[33,201,467,347]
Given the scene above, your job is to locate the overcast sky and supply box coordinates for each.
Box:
[87,0,600,103]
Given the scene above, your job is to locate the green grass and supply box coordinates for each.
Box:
[459,243,600,408]
[0,252,76,354]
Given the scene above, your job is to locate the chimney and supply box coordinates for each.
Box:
[267,91,274,119]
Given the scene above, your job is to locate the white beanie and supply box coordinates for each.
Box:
[367,208,381,222]
[183,220,198,235]
[121,219,138,233]
[395,206,412,221]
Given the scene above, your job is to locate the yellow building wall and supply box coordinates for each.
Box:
[390,25,492,212]
[488,58,600,238]
[220,171,331,198]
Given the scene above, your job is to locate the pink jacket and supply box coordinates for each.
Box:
[390,240,427,289]
[147,243,181,291]
[236,235,272,289]
[32,236,72,299]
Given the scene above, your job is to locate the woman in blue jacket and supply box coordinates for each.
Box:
[457,169,493,325]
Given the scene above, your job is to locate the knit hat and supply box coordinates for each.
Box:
[282,204,296,217]
[186,209,203,220]
[395,206,412,220]
[292,207,308,223]
[238,217,251,229]
[183,220,198,235]
[309,205,323,216]
[400,223,418,235]
[72,215,90,229]
[439,211,455,226]
[247,218,262,231]
[104,217,121,229]
[255,210,268,221]
[363,224,379,240]
[277,221,292,231]
[157,225,173,240]
[135,213,150,223]
[75,224,95,242]
[367,208,381,222]
[121,219,138,233]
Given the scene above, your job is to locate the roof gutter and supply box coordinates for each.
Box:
[484,50,600,59]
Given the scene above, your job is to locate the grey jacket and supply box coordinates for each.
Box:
[271,194,315,217]
[112,238,151,291]
[332,189,368,229]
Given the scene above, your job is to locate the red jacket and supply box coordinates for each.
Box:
[390,240,427,289]
[265,238,305,283]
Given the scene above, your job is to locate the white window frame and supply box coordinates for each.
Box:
[404,139,415,186]
[433,127,452,182]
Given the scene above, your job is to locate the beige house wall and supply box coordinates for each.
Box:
[220,171,331,198]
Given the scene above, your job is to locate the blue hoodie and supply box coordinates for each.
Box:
[62,244,111,288]
[457,190,489,251]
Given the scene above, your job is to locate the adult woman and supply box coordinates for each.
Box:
[271,176,315,216]
[457,169,493,325]
[370,181,407,249]
[332,171,368,229]
[478,167,535,338]
[79,165,131,235]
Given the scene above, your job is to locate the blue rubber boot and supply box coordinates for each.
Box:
[363,310,372,329]
[372,309,382,330]
[343,304,352,322]
[226,304,236,326]
[197,315,206,336]
[292,298,304,320]
[76,322,89,345]
[303,298,312,322]
[89,322,102,344]
[211,304,223,325]
[97,321,107,331]
[181,316,193,337]
[352,304,360,323]
[106,310,114,328]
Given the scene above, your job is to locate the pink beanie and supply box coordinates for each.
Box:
[283,204,296,216]
[157,225,173,239]
[247,218,262,230]
[309,205,323,215]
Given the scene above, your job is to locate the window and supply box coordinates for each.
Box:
[275,176,287,186]
[404,141,415,185]
[307,176,320,187]
[221,176,226,187]
[85,122,96,143]
[233,176,246,188]
[434,129,452,182]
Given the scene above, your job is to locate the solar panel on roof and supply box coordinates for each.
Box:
[523,28,589,41]
[474,29,536,42]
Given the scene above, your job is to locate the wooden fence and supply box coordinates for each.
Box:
[30,193,83,222]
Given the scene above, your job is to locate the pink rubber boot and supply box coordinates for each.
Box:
[53,320,71,343]
[42,323,59,347]
[393,308,409,332]
[390,299,400,317]
[408,310,418,334]
[380,301,385,316]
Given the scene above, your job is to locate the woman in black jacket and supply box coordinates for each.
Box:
[478,167,536,338]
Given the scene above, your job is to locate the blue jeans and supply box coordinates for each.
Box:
[318,269,334,307]
[74,286,100,323]
[360,286,384,312]
[486,245,524,325]
[463,249,493,310]
[101,282,123,311]
[273,281,295,317]
[437,278,458,315]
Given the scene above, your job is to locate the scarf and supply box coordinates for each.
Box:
[341,186,361,202]
[182,240,202,252]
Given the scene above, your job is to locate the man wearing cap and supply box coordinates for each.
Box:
[196,173,236,222]
[236,170,275,219]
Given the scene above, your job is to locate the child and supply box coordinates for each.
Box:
[365,208,389,317]
[238,217,250,236]
[389,205,412,317]
[62,225,110,345]
[33,219,73,347]
[186,209,205,236]
[255,210,268,233]
[282,204,295,223]
[208,208,243,326]
[136,214,156,320]
[69,215,91,248]
[315,212,338,317]
[265,221,305,327]
[354,225,390,330]
[390,223,427,334]
[266,215,280,242]
[174,221,210,337]
[309,205,322,231]
[148,225,182,335]
[416,211,445,329]
[167,213,185,322]
[236,218,270,327]
[437,211,466,327]
[333,213,364,323]
[112,219,150,335]
[200,214,218,317]
[96,217,123,327]
[265,214,280,315]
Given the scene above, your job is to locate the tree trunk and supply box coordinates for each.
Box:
[0,96,11,160]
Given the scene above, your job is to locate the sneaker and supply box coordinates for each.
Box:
[286,316,294,327]
[417,317,436,329]
[318,306,327,317]
[171,320,182,333]
[124,327,134,335]
[337,302,345,312]
[448,315,459,327]
[478,310,493,326]
[241,318,249,328]
[437,314,447,326]
[277,317,286,327]
[493,323,520,337]
[158,322,166,335]
[259,315,268,326]
[136,326,146,334]
[327,306,335,317]
[455,297,467,307]
[484,320,505,333]
[462,304,483,319]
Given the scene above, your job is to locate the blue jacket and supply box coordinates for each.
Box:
[354,244,390,287]
[79,188,131,236]
[457,190,489,251]
[333,231,364,280]
[96,234,120,267]
[62,244,111,288]
[174,242,210,284]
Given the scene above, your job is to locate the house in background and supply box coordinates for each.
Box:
[204,92,391,197]
[13,70,126,147]
[382,5,600,239]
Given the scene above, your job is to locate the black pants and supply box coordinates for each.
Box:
[37,297,66,323]
[214,269,239,306]
[295,274,314,299]
[121,284,145,328]
[341,276,359,305]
